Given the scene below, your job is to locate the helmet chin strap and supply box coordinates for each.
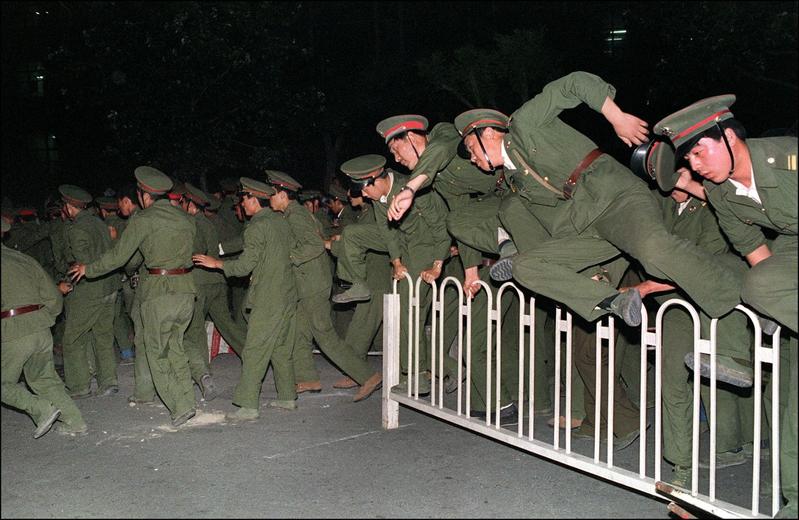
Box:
[475,132,496,172]
[717,122,735,177]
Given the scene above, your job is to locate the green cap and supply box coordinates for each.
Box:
[328,184,348,201]
[376,115,429,142]
[264,170,302,191]
[454,108,510,137]
[654,94,736,156]
[299,189,323,203]
[339,154,387,179]
[58,184,93,208]
[629,138,679,191]
[206,196,221,211]
[184,182,210,207]
[95,196,118,210]
[134,166,173,194]
[239,176,275,200]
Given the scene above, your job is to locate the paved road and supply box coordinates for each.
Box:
[2,351,737,518]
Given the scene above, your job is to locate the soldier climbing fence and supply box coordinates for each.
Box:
[381,273,782,518]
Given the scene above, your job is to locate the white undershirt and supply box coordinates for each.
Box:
[677,199,691,216]
[728,168,762,205]
[501,142,517,171]
[380,171,395,204]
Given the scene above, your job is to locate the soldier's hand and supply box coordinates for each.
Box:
[463,268,482,299]
[612,112,649,147]
[192,254,222,270]
[108,225,118,240]
[420,261,443,284]
[57,281,73,295]
[68,263,86,283]
[392,261,408,281]
[388,189,414,221]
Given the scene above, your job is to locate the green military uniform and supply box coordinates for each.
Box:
[335,157,451,378]
[655,96,797,515]
[182,183,246,398]
[60,186,119,396]
[300,189,336,240]
[81,168,197,424]
[455,72,743,327]
[268,170,379,389]
[2,228,87,437]
[216,183,248,328]
[219,178,297,413]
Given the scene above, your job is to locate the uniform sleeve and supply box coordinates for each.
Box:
[512,71,615,128]
[706,189,767,257]
[222,223,262,278]
[409,123,459,188]
[65,225,95,264]
[34,257,63,319]
[85,214,145,278]
[287,212,325,266]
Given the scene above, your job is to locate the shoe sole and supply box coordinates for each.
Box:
[489,258,514,282]
[332,294,371,304]
[611,290,642,327]
[353,381,383,402]
[33,409,61,439]
[684,354,753,388]
[171,410,196,428]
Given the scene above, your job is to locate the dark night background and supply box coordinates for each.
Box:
[2,1,797,208]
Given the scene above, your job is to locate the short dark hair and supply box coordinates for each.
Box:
[117,183,139,202]
[390,129,427,143]
[680,119,747,156]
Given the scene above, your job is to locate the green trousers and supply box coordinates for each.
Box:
[445,192,504,269]
[506,184,742,322]
[233,303,297,409]
[342,251,391,360]
[139,293,195,420]
[62,291,117,393]
[129,291,156,402]
[292,287,376,385]
[112,289,133,352]
[741,235,798,334]
[184,283,248,382]
[2,329,86,430]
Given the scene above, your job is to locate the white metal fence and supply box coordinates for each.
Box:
[381,274,783,518]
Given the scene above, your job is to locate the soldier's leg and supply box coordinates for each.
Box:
[497,193,553,254]
[91,292,119,391]
[120,280,136,357]
[22,330,86,430]
[1,331,57,428]
[61,296,94,394]
[130,294,156,401]
[447,194,504,269]
[292,299,321,384]
[269,306,298,403]
[205,283,247,356]
[184,289,211,383]
[781,337,798,517]
[112,289,134,355]
[230,277,248,328]
[741,235,798,334]
[305,290,375,384]
[140,294,195,418]
[337,222,388,285]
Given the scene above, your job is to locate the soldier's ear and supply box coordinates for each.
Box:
[723,127,739,146]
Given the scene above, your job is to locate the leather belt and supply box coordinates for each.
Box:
[147,267,193,275]
[1,304,44,319]
[563,148,604,200]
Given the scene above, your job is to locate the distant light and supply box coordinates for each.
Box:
[605,37,624,42]
[34,11,40,15]
[35,74,45,80]
[610,29,627,34]
[50,135,56,139]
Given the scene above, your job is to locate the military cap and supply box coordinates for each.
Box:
[58,184,93,208]
[454,109,510,137]
[206,196,221,211]
[16,207,39,217]
[239,176,276,200]
[264,170,302,192]
[299,189,323,203]
[376,115,429,143]
[630,137,679,191]
[95,196,118,210]
[654,94,736,157]
[339,154,387,179]
[134,166,173,194]
[183,182,211,207]
[328,184,349,201]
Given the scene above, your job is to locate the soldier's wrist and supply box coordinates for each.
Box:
[399,186,415,195]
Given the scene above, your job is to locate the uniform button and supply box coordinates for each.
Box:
[544,176,549,182]
[767,157,775,164]
[531,148,537,153]
[761,208,766,212]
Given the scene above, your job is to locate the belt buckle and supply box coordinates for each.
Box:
[562,180,575,200]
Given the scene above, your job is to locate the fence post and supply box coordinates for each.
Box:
[382,293,401,429]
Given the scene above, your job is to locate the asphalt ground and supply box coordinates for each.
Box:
[1,351,771,518]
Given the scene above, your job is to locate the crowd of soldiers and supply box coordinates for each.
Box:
[1,71,796,517]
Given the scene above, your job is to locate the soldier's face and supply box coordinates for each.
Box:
[388,135,421,171]
[464,131,503,172]
[684,130,736,184]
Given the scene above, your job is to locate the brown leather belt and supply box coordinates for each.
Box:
[562,148,604,200]
[147,267,193,275]
[1,304,44,319]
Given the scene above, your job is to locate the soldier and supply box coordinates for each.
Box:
[452,72,748,372]
[300,189,336,240]
[654,96,797,517]
[332,155,451,394]
[96,196,135,363]
[181,183,247,401]
[265,170,382,402]
[193,177,297,419]
[2,216,88,438]
[59,185,119,398]
[69,167,198,428]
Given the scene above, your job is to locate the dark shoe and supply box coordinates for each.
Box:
[333,376,359,389]
[353,372,382,402]
[699,447,747,469]
[598,288,642,327]
[295,380,322,394]
[684,353,754,388]
[200,374,219,401]
[33,408,61,439]
[332,283,371,304]
[171,409,196,428]
[97,385,119,397]
[55,422,89,437]
[69,388,92,400]
[612,429,641,451]
[226,407,259,422]
[489,255,516,282]
[470,403,518,426]
[390,373,431,396]
[671,465,691,489]
[498,239,518,258]
[444,374,464,394]
[127,395,155,405]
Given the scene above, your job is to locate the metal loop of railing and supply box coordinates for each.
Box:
[384,276,783,518]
